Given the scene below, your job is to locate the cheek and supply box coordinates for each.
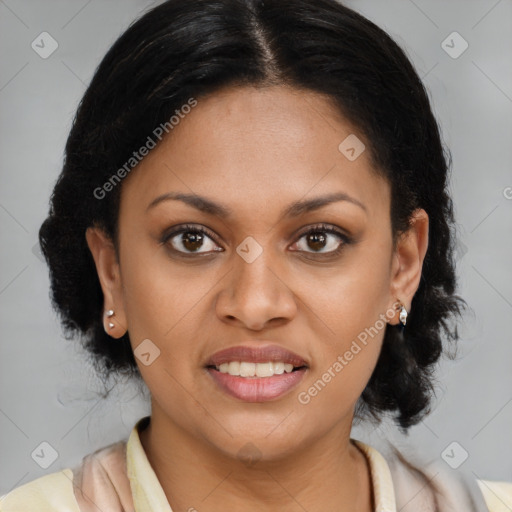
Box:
[120,241,195,339]
[297,249,391,409]
[121,265,172,340]
[310,249,391,346]
[119,246,213,380]
[297,324,385,418]
[121,257,202,412]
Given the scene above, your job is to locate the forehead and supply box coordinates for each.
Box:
[119,85,389,224]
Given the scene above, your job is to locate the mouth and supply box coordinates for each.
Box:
[204,344,309,402]
[205,365,308,402]
[206,361,308,376]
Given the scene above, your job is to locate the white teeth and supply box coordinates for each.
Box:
[239,362,256,377]
[273,362,285,375]
[215,361,300,377]
[256,362,273,377]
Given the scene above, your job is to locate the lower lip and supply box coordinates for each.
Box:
[206,367,307,402]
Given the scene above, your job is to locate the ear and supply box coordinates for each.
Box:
[85,226,128,338]
[388,208,429,325]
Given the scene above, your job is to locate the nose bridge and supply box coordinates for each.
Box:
[216,234,296,328]
[232,234,281,298]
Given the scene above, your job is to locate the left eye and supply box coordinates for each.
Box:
[293,226,348,254]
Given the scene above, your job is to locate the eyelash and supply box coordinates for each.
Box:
[160,223,352,258]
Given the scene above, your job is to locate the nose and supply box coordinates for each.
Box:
[215,243,298,331]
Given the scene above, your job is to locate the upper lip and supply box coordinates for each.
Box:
[205,344,309,368]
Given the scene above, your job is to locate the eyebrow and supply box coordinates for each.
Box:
[145,191,367,219]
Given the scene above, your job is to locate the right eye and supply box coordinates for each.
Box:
[161,224,224,255]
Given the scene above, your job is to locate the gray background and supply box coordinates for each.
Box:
[1,0,511,497]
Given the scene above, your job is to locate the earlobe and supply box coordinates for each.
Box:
[85,227,128,338]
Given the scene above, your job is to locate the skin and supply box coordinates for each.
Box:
[86,84,428,512]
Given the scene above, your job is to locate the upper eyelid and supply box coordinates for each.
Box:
[163,224,218,242]
[295,224,348,238]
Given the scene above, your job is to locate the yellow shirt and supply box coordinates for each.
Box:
[1,416,511,511]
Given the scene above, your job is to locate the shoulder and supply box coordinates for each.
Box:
[0,437,130,512]
[0,468,81,511]
[477,479,512,512]
[361,438,512,512]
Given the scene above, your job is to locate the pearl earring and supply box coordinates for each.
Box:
[398,304,408,326]
[105,309,115,331]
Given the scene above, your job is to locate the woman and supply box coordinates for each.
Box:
[1,0,510,510]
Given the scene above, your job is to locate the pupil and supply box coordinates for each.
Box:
[308,232,326,251]
[183,231,203,251]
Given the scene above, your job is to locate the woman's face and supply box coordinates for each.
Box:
[88,84,428,461]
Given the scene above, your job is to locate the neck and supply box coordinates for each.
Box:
[138,412,374,512]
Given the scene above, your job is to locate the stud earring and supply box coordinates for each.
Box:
[105,309,115,332]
